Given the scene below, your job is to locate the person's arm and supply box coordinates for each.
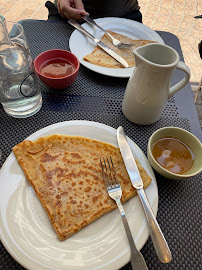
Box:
[57,0,88,21]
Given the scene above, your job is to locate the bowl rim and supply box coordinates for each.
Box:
[148,127,202,178]
[34,49,80,80]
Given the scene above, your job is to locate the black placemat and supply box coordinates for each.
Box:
[0,20,201,270]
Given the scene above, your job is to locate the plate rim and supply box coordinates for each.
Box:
[0,120,158,270]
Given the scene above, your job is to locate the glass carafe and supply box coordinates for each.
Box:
[0,15,42,118]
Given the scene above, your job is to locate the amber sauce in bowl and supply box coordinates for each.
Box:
[152,137,195,174]
[40,58,76,78]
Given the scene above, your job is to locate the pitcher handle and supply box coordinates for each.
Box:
[168,61,191,98]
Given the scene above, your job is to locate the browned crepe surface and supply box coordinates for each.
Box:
[83,31,156,68]
[12,135,152,240]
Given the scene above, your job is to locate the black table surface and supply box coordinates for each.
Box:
[0,20,201,270]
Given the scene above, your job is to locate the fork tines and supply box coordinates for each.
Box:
[100,156,119,187]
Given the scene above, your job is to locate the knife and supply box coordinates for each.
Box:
[117,126,172,264]
[68,19,129,68]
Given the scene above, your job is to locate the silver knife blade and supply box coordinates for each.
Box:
[117,126,143,189]
[68,19,129,68]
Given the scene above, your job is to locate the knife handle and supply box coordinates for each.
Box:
[81,15,121,46]
[81,15,108,34]
[137,188,172,263]
[68,19,99,43]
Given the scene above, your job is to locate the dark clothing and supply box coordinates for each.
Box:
[199,41,202,59]
[124,10,142,23]
[46,1,142,23]
[82,0,140,18]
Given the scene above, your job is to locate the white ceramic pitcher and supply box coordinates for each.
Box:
[122,43,191,125]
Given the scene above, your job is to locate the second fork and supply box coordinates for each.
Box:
[100,157,148,270]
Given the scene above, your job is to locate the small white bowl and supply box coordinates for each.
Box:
[147,127,202,180]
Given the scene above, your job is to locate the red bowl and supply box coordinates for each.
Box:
[34,49,80,89]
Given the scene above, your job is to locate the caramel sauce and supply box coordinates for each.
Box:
[152,137,195,174]
[40,58,75,78]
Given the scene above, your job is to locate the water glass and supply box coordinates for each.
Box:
[0,18,42,118]
[0,43,42,118]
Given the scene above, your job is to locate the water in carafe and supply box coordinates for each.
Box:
[0,15,42,118]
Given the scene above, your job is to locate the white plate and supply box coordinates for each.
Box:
[0,121,158,270]
[69,17,164,78]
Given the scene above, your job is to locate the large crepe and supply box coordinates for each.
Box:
[12,135,152,240]
[83,31,156,68]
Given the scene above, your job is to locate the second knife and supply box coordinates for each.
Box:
[68,19,129,68]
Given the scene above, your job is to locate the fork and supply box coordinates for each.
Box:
[100,157,148,270]
[81,15,134,49]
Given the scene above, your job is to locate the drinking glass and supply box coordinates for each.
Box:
[0,16,42,118]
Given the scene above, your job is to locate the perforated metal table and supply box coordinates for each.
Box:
[0,20,201,270]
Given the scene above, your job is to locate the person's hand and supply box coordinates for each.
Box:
[57,0,89,21]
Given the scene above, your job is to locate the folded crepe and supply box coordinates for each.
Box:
[83,30,157,68]
[13,135,152,240]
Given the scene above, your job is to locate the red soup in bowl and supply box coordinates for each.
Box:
[40,58,76,78]
[34,49,80,89]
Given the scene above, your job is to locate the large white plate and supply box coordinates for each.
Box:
[0,121,158,270]
[69,17,164,78]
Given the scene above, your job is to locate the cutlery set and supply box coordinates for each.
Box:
[100,156,148,270]
[68,16,130,68]
[101,126,172,269]
[81,15,134,49]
